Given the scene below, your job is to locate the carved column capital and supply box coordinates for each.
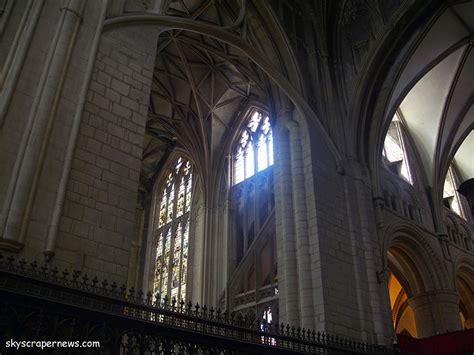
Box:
[286,118,300,132]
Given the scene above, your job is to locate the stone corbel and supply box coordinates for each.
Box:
[373,196,385,228]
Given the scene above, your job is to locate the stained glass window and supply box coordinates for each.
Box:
[234,111,273,185]
[154,157,193,301]
[382,113,413,184]
[443,165,465,219]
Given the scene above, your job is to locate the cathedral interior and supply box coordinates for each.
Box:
[0,0,473,352]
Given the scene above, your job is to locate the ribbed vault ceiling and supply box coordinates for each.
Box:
[389,1,474,185]
[140,0,268,192]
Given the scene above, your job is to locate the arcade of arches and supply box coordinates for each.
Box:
[0,0,473,346]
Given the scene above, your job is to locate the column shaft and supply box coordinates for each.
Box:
[278,128,300,325]
[288,119,314,329]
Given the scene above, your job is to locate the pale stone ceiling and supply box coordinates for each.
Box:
[389,1,474,185]
[455,131,474,181]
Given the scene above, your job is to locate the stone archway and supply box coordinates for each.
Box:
[455,259,474,329]
[384,228,461,338]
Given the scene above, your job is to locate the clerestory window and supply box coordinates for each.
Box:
[153,157,193,301]
[234,111,273,185]
[443,164,465,219]
[382,113,413,184]
[228,109,278,322]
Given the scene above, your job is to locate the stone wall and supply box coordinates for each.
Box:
[55,25,159,283]
[0,0,105,259]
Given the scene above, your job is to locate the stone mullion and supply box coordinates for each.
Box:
[287,119,314,330]
[278,127,300,325]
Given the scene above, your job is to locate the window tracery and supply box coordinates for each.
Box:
[154,157,192,301]
[234,111,273,185]
[382,113,413,184]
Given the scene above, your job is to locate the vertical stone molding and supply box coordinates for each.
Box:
[276,126,300,325]
[45,0,110,258]
[0,0,86,249]
[408,291,461,338]
[287,117,314,330]
[0,0,44,127]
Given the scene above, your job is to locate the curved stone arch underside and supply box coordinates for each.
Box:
[366,1,473,197]
[383,223,451,296]
[454,257,474,325]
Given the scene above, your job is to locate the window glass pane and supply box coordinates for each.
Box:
[154,231,164,294]
[268,134,274,166]
[248,111,260,132]
[235,149,244,184]
[245,141,255,178]
[382,115,412,184]
[170,222,182,301]
[161,228,171,297]
[257,134,268,172]
[443,168,456,198]
[158,191,167,228]
[443,166,465,218]
[176,178,185,217]
[180,221,189,298]
[185,174,192,213]
[384,135,403,162]
[153,157,193,301]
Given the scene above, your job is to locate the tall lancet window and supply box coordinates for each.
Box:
[382,113,413,184]
[154,157,193,301]
[234,111,273,185]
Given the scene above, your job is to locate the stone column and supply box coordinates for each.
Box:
[408,291,461,338]
[287,118,314,330]
[276,126,300,325]
[0,0,86,250]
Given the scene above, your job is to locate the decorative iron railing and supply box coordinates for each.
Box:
[0,253,397,354]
